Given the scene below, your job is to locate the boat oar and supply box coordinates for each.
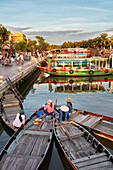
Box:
[24,122,35,130]
[55,117,76,146]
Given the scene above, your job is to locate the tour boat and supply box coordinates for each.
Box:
[37,57,113,77]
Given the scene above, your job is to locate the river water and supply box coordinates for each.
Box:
[0,73,113,169]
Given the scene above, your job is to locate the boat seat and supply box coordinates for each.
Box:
[72,153,113,170]
[83,116,102,127]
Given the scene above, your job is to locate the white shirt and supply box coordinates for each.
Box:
[13,113,25,128]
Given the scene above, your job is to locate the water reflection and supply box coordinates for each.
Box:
[38,75,113,93]
[0,119,13,152]
[39,136,73,170]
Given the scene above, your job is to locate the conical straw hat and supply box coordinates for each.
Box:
[60,105,69,112]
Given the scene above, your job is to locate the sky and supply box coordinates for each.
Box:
[0,0,113,44]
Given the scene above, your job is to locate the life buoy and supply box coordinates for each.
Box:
[105,69,108,73]
[69,69,74,74]
[89,78,93,83]
[69,79,74,84]
[89,70,94,75]
[104,78,108,82]
[53,68,57,73]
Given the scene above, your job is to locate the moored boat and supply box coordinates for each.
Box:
[37,57,113,76]
[54,117,113,170]
[0,112,53,169]
[70,109,113,142]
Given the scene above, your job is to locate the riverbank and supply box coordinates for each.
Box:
[0,56,44,98]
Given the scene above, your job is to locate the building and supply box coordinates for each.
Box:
[11,32,27,42]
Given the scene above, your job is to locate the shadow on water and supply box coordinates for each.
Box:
[0,118,14,152]
[39,135,73,170]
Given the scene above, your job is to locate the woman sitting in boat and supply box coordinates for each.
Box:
[12,109,25,128]
[58,98,72,122]
[36,100,55,115]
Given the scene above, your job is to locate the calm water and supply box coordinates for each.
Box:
[0,74,113,169]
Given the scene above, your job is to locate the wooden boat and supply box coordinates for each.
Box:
[54,117,113,170]
[0,112,53,169]
[37,57,113,76]
[70,109,113,142]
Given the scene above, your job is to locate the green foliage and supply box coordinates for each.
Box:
[14,41,27,52]
[27,39,37,52]
[0,25,10,50]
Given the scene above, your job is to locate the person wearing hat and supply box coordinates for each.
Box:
[13,109,25,128]
[58,98,72,122]
[36,100,55,115]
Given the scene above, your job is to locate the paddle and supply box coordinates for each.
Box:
[55,116,76,146]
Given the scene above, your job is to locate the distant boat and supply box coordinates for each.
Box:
[37,57,113,76]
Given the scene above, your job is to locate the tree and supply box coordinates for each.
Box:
[27,39,38,53]
[0,25,10,51]
[108,35,113,48]
[14,41,27,52]
[100,33,108,48]
[36,36,46,52]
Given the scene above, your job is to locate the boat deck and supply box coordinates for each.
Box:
[0,115,53,170]
[71,112,113,138]
[55,122,113,170]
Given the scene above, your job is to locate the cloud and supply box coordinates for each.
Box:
[5,25,32,34]
[4,25,113,44]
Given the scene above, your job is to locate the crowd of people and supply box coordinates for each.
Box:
[0,51,32,66]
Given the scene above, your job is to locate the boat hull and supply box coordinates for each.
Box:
[37,66,113,77]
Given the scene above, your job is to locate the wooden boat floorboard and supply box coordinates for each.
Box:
[0,154,41,170]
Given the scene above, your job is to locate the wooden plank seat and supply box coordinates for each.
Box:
[101,120,113,129]
[83,116,102,128]
[3,105,20,113]
[94,122,113,136]
[72,114,91,124]
[4,94,15,99]
[72,153,113,170]
[60,132,84,141]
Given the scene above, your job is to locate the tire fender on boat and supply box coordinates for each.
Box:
[105,69,108,73]
[104,78,108,82]
[69,69,74,74]
[53,68,57,72]
[69,79,74,84]
[89,78,93,83]
[89,70,94,75]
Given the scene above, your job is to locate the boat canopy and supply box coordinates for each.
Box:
[53,57,108,62]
